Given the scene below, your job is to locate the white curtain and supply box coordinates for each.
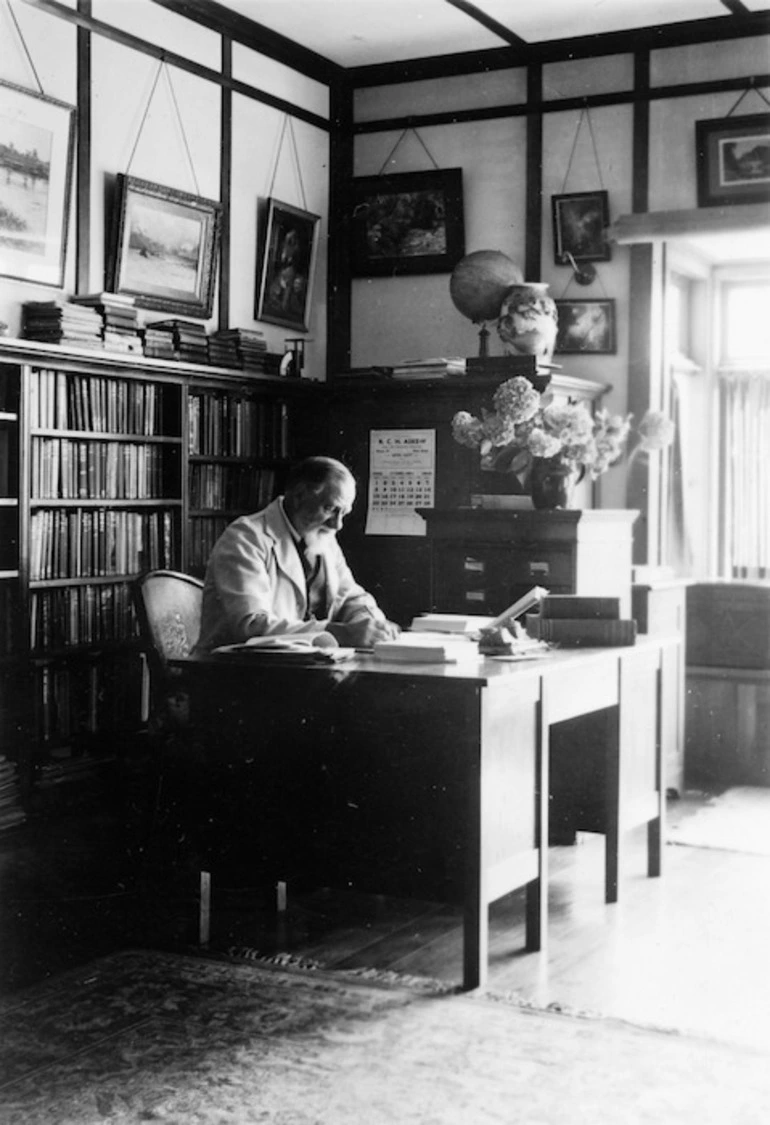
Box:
[720,370,770,579]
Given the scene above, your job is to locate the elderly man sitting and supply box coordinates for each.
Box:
[196,455,400,653]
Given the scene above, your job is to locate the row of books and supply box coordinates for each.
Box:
[22,301,289,370]
[188,515,230,573]
[34,655,145,746]
[188,394,290,459]
[0,756,25,835]
[31,439,167,501]
[30,509,174,581]
[189,465,276,511]
[30,584,139,651]
[28,369,167,436]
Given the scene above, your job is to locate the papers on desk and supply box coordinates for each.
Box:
[212,633,356,663]
[410,613,496,635]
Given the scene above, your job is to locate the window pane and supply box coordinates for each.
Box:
[723,283,770,362]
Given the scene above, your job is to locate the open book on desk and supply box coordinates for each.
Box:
[212,633,356,663]
[409,586,550,638]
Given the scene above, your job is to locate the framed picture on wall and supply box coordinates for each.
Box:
[555,298,616,354]
[552,190,611,264]
[350,168,465,277]
[695,113,770,207]
[107,175,222,318]
[255,198,319,332]
[0,79,75,288]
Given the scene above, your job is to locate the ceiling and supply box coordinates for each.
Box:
[213,0,770,69]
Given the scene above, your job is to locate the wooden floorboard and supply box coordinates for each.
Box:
[2,789,769,1051]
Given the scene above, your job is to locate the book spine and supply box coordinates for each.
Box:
[528,617,637,646]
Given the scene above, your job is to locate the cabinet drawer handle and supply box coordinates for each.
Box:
[465,590,486,603]
[529,560,550,577]
[463,557,485,574]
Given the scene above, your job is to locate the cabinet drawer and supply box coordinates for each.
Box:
[433,545,575,613]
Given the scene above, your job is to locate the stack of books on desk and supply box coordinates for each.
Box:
[525,595,637,646]
[373,633,480,664]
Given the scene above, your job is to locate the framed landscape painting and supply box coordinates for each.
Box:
[107,175,222,318]
[696,113,770,207]
[351,168,465,277]
[552,190,611,264]
[0,79,75,287]
[255,197,319,331]
[555,299,616,354]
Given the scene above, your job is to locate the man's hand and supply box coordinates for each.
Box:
[327,617,400,648]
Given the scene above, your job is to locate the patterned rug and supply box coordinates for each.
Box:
[0,949,768,1124]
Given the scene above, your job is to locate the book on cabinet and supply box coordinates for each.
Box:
[0,339,315,797]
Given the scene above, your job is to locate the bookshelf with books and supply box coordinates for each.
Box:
[0,338,318,797]
[186,373,298,577]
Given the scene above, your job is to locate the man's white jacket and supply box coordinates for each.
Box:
[196,498,384,652]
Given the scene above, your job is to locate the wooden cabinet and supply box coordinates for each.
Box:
[421,509,637,619]
[632,576,689,795]
[325,369,608,626]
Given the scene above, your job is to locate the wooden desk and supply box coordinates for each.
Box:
[175,636,675,991]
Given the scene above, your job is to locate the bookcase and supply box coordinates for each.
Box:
[0,339,317,797]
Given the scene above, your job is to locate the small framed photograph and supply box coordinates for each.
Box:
[552,190,611,264]
[255,198,319,331]
[0,79,75,287]
[695,113,770,207]
[107,174,221,318]
[555,299,616,355]
[351,168,465,277]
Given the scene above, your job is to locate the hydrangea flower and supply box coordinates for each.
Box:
[450,377,674,483]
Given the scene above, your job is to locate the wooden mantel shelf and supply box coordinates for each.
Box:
[610,201,770,244]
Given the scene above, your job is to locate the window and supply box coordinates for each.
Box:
[717,273,770,579]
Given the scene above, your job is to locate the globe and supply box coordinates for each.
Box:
[449,250,524,324]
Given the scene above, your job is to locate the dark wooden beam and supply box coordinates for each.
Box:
[218,36,232,331]
[349,12,770,87]
[23,0,330,132]
[326,75,354,377]
[525,64,543,284]
[444,0,529,49]
[151,0,343,84]
[352,70,770,135]
[75,0,91,295]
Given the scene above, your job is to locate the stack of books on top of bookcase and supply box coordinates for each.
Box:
[208,328,282,376]
[22,300,103,349]
[525,595,637,647]
[144,319,208,364]
[71,293,141,355]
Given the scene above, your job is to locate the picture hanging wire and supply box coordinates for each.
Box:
[725,79,770,116]
[558,105,606,194]
[4,0,45,95]
[558,104,608,291]
[376,126,439,176]
[124,56,201,196]
[266,113,308,211]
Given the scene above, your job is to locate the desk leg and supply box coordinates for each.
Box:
[605,675,621,904]
[526,685,548,952]
[463,752,486,991]
[648,663,664,878]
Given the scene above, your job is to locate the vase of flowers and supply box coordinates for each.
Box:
[451,375,675,510]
